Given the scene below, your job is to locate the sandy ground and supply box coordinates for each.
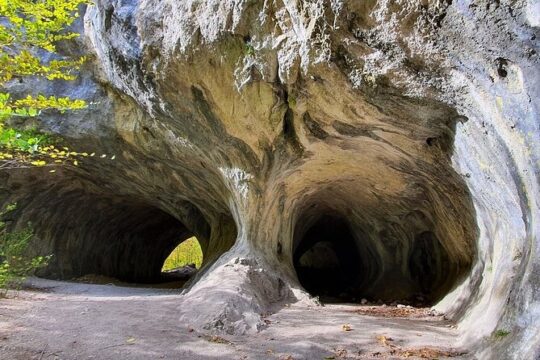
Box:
[0,278,468,360]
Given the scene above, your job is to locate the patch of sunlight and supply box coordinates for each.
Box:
[162,237,203,271]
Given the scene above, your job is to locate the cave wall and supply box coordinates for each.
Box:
[1,0,538,357]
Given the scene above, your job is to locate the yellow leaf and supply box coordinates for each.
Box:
[376,335,393,347]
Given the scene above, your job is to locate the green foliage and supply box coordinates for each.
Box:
[0,126,50,153]
[162,237,203,271]
[493,329,510,339]
[244,43,255,56]
[0,93,86,118]
[0,0,87,166]
[0,0,87,118]
[0,126,88,169]
[0,203,50,295]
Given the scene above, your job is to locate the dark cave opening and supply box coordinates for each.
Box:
[293,216,364,302]
[293,213,463,306]
[67,204,197,284]
[34,191,223,286]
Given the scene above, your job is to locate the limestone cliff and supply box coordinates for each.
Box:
[1,1,539,358]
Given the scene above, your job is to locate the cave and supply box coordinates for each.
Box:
[2,0,539,357]
[293,209,464,305]
[44,198,196,284]
[18,186,235,285]
[294,216,363,301]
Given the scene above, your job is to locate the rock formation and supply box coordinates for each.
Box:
[1,0,538,358]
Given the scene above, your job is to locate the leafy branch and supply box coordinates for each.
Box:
[0,0,88,167]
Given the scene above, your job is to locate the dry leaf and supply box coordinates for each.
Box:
[376,335,394,347]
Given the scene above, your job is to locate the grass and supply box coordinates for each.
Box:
[161,237,203,271]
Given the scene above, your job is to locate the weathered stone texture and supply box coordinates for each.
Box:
[2,1,539,357]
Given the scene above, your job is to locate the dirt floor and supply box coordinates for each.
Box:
[0,278,468,360]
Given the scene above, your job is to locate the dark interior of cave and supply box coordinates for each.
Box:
[293,214,459,306]
[293,216,364,301]
[59,205,193,284]
[34,194,211,285]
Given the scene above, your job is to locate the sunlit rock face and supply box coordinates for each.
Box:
[1,0,538,357]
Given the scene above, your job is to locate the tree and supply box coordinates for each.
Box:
[0,0,88,293]
[0,0,87,167]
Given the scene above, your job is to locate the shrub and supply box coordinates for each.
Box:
[0,204,50,295]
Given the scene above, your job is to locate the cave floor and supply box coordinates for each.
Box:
[0,278,468,360]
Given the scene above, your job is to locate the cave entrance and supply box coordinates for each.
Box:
[292,211,466,306]
[160,236,203,283]
[293,216,364,302]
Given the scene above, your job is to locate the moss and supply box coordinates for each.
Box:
[244,43,255,56]
[493,329,510,339]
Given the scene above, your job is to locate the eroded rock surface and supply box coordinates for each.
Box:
[1,1,539,358]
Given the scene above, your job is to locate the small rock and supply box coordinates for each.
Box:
[397,304,406,308]
[361,298,368,305]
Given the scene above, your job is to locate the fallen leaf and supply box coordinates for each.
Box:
[342,324,352,331]
[202,335,232,345]
[376,335,393,347]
